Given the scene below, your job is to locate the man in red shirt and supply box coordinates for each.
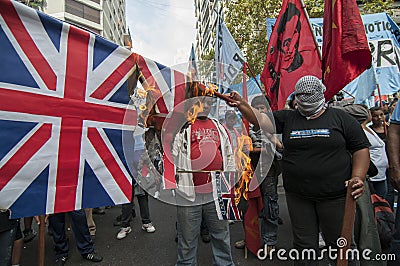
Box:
[172,96,235,266]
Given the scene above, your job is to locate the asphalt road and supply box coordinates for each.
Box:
[20,186,295,266]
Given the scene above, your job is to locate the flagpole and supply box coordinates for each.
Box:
[300,0,322,60]
[38,215,46,266]
[242,62,250,132]
[370,63,387,135]
[376,83,388,136]
[245,62,265,94]
[341,89,355,99]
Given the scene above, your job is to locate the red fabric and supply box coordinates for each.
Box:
[244,186,264,256]
[190,119,223,193]
[261,0,321,111]
[322,0,372,101]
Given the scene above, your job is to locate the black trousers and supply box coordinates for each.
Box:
[286,192,359,266]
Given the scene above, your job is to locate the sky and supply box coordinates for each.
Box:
[126,0,197,69]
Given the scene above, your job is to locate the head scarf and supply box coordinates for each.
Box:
[294,76,326,119]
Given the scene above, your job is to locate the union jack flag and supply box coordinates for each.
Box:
[0,0,137,218]
[214,172,242,220]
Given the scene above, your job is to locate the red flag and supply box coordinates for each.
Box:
[322,0,372,101]
[261,0,321,111]
[244,187,264,256]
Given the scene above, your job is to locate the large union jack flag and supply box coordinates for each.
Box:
[0,0,138,218]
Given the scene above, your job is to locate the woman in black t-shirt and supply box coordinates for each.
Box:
[226,76,370,264]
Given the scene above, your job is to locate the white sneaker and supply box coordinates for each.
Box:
[117,227,131,239]
[142,223,156,233]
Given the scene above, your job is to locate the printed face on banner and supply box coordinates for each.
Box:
[277,3,303,73]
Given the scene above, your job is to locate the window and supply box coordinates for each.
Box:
[65,0,100,24]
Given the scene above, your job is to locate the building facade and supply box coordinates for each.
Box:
[37,0,128,46]
[194,0,227,61]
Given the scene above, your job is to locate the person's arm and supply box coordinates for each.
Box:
[265,132,283,150]
[226,92,275,134]
[387,123,400,191]
[347,148,370,199]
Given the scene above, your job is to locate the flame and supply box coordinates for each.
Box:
[205,83,217,96]
[234,134,253,205]
[185,82,218,124]
[186,99,204,124]
[138,84,156,127]
[137,88,147,98]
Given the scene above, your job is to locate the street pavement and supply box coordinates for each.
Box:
[21,185,295,266]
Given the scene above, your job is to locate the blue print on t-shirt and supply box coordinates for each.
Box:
[290,129,330,139]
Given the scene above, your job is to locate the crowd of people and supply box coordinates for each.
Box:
[1,75,400,266]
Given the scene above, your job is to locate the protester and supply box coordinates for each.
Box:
[172,96,235,265]
[349,105,389,198]
[375,100,390,122]
[369,106,396,209]
[369,107,388,141]
[226,75,370,265]
[116,125,156,239]
[386,101,400,264]
[241,95,283,254]
[49,210,103,265]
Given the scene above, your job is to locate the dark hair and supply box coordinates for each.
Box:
[225,110,237,119]
[251,95,271,108]
[389,98,398,107]
[369,106,383,113]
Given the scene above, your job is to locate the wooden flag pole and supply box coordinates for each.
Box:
[376,83,388,136]
[244,62,264,94]
[336,181,357,266]
[242,62,250,132]
[300,0,322,60]
[38,215,46,266]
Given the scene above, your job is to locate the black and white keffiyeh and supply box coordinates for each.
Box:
[294,76,326,119]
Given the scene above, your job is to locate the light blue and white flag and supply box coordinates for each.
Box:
[215,16,246,92]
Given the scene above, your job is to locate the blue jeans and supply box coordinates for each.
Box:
[0,223,17,266]
[49,210,94,259]
[260,175,279,246]
[176,194,234,266]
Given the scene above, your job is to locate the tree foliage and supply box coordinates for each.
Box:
[20,0,45,11]
[224,0,394,75]
[360,0,394,15]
